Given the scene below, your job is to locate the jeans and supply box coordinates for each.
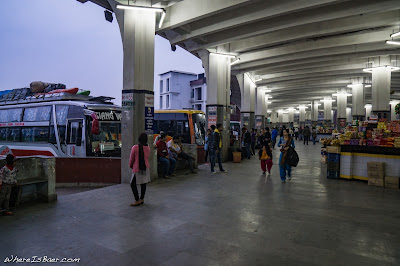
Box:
[312,136,316,145]
[210,148,224,172]
[303,136,309,145]
[158,157,176,176]
[272,138,277,149]
[130,175,146,201]
[279,153,292,181]
[245,143,251,159]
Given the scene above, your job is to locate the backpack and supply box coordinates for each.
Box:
[244,132,251,143]
[286,147,299,167]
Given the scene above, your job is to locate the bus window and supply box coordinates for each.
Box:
[192,113,206,145]
[56,105,69,125]
[23,106,51,122]
[67,121,81,144]
[21,127,49,142]
[0,127,20,142]
[0,108,23,122]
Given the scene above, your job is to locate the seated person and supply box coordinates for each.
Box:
[156,133,176,179]
[167,135,196,174]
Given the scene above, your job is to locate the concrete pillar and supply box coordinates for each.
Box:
[198,49,231,160]
[323,97,332,125]
[351,83,365,120]
[372,66,391,119]
[365,104,372,119]
[114,6,156,183]
[288,108,295,123]
[346,107,352,123]
[237,74,256,128]
[336,91,348,128]
[391,101,400,121]
[278,110,284,123]
[312,101,319,125]
[255,88,265,130]
[299,106,306,127]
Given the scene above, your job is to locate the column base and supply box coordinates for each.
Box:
[372,111,391,120]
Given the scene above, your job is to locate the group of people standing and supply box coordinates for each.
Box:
[204,124,227,173]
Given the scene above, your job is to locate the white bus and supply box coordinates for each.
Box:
[0,92,121,158]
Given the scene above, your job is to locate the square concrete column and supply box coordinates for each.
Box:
[311,101,319,126]
[237,73,256,129]
[199,49,231,161]
[365,104,372,119]
[351,83,365,120]
[299,105,306,127]
[372,66,391,119]
[323,97,332,126]
[114,7,156,183]
[255,88,265,130]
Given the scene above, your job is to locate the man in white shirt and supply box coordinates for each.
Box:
[167,135,181,159]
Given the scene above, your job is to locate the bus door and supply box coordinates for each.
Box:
[66,119,85,157]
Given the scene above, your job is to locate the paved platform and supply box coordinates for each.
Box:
[1,141,400,265]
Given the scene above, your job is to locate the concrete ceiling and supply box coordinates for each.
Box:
[89,0,400,110]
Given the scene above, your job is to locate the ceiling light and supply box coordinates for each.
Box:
[255,78,262,82]
[363,65,400,73]
[390,32,400,38]
[332,93,352,97]
[159,11,166,28]
[386,40,400,46]
[267,110,272,113]
[365,85,371,88]
[230,58,240,66]
[210,52,236,59]
[267,101,272,104]
[364,104,372,108]
[116,4,164,12]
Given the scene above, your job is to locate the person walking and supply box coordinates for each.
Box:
[294,127,299,140]
[299,127,304,141]
[242,127,252,159]
[129,133,150,206]
[278,128,295,183]
[0,154,18,216]
[156,133,176,179]
[303,126,310,145]
[210,124,227,173]
[271,127,278,149]
[204,129,211,164]
[311,128,317,145]
[251,128,256,155]
[259,140,273,175]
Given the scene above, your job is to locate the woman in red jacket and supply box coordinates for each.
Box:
[129,133,150,206]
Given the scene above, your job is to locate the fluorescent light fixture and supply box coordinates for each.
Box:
[210,52,236,59]
[321,99,336,102]
[363,65,400,73]
[386,40,400,46]
[230,58,240,66]
[159,11,166,28]
[116,4,164,12]
[295,111,300,114]
[332,93,352,96]
[365,85,371,88]
[364,104,372,108]
[267,101,272,104]
[390,100,400,104]
[390,31,400,38]
[255,78,262,82]
[267,110,272,113]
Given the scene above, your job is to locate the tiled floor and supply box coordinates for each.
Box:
[1,141,400,265]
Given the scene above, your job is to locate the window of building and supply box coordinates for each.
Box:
[166,95,170,108]
[160,96,163,109]
[196,87,202,101]
[196,104,202,110]
[192,105,195,110]
[166,78,170,91]
[160,80,163,93]
[191,89,194,99]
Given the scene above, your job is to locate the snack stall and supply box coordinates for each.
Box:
[321,118,400,187]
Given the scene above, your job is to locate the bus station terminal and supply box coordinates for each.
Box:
[1,0,400,265]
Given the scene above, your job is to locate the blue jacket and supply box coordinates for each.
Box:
[271,129,278,140]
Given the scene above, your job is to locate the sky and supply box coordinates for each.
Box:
[0,0,204,105]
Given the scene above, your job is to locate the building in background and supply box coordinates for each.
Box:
[155,71,207,112]
[190,73,207,112]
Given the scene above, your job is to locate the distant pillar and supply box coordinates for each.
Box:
[278,110,284,123]
[311,101,319,126]
[237,74,256,129]
[365,104,372,120]
[372,66,391,119]
[199,48,231,161]
[255,88,265,130]
[112,4,156,183]
[323,97,332,126]
[351,83,365,120]
[346,108,352,123]
[336,90,348,129]
[299,106,306,127]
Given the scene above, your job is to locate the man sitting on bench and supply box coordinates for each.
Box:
[167,135,196,175]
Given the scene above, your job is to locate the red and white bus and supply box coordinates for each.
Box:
[0,93,121,158]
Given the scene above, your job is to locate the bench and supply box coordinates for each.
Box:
[9,178,48,207]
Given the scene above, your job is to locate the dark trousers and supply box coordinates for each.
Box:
[210,148,223,172]
[304,136,309,145]
[0,184,13,212]
[251,142,256,155]
[179,152,194,171]
[205,150,209,163]
[245,143,251,159]
[130,175,146,201]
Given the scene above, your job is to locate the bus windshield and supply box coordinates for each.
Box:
[192,113,206,145]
